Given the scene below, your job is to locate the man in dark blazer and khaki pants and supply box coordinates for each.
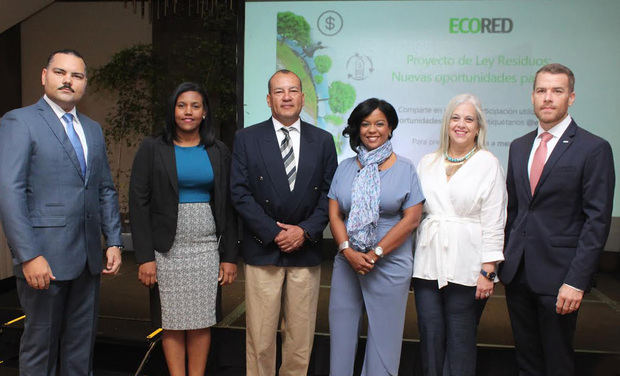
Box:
[500,63,615,376]
[231,69,337,376]
[0,49,122,375]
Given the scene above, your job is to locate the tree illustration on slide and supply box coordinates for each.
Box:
[277,12,311,47]
[324,81,356,114]
[314,55,332,74]
[324,114,343,126]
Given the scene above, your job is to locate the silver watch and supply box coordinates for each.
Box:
[338,240,350,252]
[373,246,384,258]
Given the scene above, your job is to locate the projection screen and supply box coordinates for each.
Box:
[243,0,620,216]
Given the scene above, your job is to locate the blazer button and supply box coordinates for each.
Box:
[258,176,264,181]
[314,186,318,191]
[265,199,270,204]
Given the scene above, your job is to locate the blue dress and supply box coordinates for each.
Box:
[328,155,424,376]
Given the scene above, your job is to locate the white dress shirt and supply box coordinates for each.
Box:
[272,117,300,172]
[527,115,572,178]
[43,94,89,163]
[414,150,507,288]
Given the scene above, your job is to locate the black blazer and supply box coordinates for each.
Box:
[129,136,239,264]
[499,120,615,294]
[230,119,338,266]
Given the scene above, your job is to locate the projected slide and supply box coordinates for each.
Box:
[244,0,620,213]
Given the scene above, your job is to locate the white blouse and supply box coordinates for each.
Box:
[413,150,507,288]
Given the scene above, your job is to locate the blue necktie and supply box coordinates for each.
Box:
[62,113,87,177]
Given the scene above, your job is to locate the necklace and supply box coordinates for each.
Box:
[444,146,477,163]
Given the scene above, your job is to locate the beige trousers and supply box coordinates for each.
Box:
[244,264,321,376]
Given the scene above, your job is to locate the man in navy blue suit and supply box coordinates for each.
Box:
[500,63,615,375]
[0,49,122,375]
[231,69,337,376]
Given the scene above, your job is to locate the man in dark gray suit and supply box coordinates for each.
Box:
[0,49,122,375]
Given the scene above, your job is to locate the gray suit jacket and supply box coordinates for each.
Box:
[0,97,122,280]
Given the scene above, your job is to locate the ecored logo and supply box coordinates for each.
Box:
[449,18,513,33]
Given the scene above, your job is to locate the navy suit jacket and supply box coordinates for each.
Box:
[499,119,615,294]
[0,98,122,280]
[230,118,337,266]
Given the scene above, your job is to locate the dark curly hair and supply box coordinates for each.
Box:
[342,98,398,152]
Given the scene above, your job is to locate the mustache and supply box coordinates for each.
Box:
[57,84,74,92]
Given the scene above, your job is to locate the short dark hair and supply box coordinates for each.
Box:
[162,82,215,146]
[342,98,398,152]
[534,63,575,92]
[46,49,86,73]
[267,69,302,93]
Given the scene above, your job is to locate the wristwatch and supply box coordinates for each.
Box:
[338,240,350,252]
[373,246,384,258]
[480,269,496,281]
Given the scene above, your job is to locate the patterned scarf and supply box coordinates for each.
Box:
[346,140,393,251]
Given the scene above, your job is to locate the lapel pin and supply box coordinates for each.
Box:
[562,140,569,144]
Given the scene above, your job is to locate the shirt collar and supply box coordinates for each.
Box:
[272,117,301,134]
[43,94,78,122]
[537,114,572,139]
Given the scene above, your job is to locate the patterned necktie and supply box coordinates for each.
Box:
[280,127,296,191]
[529,131,553,195]
[62,113,87,177]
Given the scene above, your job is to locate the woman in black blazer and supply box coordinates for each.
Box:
[129,82,238,375]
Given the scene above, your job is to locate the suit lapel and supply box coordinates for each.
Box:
[518,131,537,200]
[206,144,220,201]
[533,121,576,196]
[78,113,96,185]
[258,122,292,200]
[37,99,84,181]
[292,122,316,193]
[158,140,179,196]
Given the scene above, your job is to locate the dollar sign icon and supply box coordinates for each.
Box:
[318,11,343,36]
[325,16,335,31]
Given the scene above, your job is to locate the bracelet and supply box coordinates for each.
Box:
[338,240,350,252]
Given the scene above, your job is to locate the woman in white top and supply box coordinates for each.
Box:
[413,93,507,376]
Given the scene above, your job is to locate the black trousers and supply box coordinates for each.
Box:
[505,262,578,376]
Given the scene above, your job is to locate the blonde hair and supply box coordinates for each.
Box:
[437,93,488,157]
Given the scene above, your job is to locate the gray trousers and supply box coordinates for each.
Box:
[329,253,411,376]
[16,267,100,376]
